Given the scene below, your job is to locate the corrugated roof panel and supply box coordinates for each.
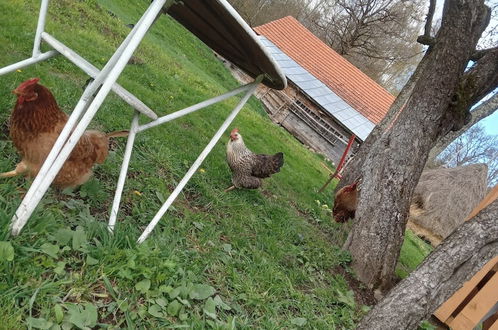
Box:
[277,60,297,69]
[297,80,321,90]
[286,67,308,75]
[289,73,313,83]
[305,86,332,98]
[259,36,375,140]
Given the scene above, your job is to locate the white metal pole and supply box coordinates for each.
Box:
[32,0,50,57]
[0,51,58,76]
[41,32,158,120]
[14,18,144,218]
[137,76,262,244]
[11,0,172,235]
[137,82,255,133]
[108,112,140,232]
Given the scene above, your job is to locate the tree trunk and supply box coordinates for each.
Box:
[356,199,498,330]
[345,0,490,292]
[427,92,498,164]
[336,55,424,192]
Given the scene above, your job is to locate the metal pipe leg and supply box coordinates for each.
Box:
[0,51,59,76]
[136,82,257,133]
[136,76,263,244]
[108,112,140,232]
[10,0,173,235]
[33,0,51,57]
[0,0,56,76]
[41,32,158,120]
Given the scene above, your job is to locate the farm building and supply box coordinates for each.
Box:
[225,16,395,164]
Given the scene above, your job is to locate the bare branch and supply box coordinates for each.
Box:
[428,92,498,163]
[471,45,498,61]
[424,0,437,37]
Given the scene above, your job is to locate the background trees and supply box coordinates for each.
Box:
[227,0,426,94]
[435,124,498,185]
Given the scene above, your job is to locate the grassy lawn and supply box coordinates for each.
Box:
[0,0,431,328]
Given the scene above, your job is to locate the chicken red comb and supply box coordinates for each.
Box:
[230,128,239,135]
[16,78,40,91]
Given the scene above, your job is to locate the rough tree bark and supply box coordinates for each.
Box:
[344,0,490,292]
[428,91,498,164]
[338,19,498,193]
[357,199,498,330]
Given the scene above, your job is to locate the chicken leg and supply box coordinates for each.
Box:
[0,161,27,178]
[224,185,236,192]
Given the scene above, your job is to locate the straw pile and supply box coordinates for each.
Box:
[407,163,488,246]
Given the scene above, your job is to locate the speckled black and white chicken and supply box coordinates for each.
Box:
[225,128,284,190]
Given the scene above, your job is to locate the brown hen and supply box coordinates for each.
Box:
[1,78,127,188]
[333,182,358,223]
[226,128,284,190]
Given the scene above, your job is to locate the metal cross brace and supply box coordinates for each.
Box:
[0,0,263,243]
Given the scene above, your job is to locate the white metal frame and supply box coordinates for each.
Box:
[1,0,263,243]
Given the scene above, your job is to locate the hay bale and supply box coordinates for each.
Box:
[407,164,488,246]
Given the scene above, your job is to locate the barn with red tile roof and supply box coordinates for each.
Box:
[223,16,394,163]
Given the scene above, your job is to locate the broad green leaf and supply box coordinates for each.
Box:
[54,261,66,276]
[222,244,232,253]
[0,241,14,261]
[54,304,64,323]
[53,228,73,246]
[167,300,181,316]
[180,284,191,299]
[135,279,151,293]
[40,243,60,258]
[169,286,181,299]
[213,295,231,310]
[86,255,98,265]
[336,289,356,308]
[179,312,188,321]
[155,191,165,203]
[193,221,205,231]
[291,318,307,327]
[118,268,133,280]
[82,303,98,328]
[148,304,164,318]
[72,227,87,251]
[66,303,97,329]
[203,297,217,319]
[159,285,173,293]
[155,297,167,307]
[189,284,215,300]
[26,317,53,329]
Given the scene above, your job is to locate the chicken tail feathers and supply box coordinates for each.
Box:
[274,152,284,171]
[106,130,129,138]
[251,152,284,178]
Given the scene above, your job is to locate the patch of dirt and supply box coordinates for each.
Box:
[332,265,377,307]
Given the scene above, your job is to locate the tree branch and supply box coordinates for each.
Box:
[424,0,436,37]
[442,46,498,132]
[428,92,498,163]
[357,198,498,330]
[471,46,498,61]
[417,0,437,46]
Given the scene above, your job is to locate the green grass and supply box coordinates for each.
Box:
[396,230,433,279]
[0,0,430,328]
